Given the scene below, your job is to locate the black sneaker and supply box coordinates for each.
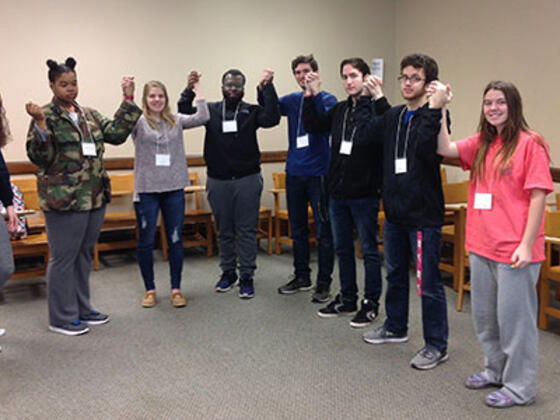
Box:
[215,271,238,293]
[349,299,379,328]
[80,311,110,325]
[317,294,357,318]
[311,287,330,303]
[278,277,313,294]
[239,275,255,299]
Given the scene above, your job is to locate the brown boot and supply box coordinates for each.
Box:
[170,291,187,308]
[141,291,156,308]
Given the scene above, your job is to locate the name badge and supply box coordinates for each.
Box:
[474,193,492,210]
[339,139,353,155]
[296,135,309,149]
[395,158,407,174]
[222,120,238,133]
[82,142,96,156]
[156,154,171,167]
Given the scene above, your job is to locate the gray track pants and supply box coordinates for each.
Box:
[44,206,105,327]
[0,220,14,290]
[469,252,540,404]
[206,173,263,278]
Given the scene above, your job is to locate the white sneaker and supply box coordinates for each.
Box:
[0,328,5,337]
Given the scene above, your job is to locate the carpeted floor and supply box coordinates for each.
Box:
[1,248,559,419]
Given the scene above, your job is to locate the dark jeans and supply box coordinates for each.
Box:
[329,195,382,305]
[286,174,334,289]
[134,189,185,291]
[383,220,449,351]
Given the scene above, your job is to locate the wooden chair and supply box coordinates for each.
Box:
[269,172,315,255]
[258,206,273,255]
[538,210,560,330]
[438,181,470,311]
[160,172,213,259]
[93,173,137,270]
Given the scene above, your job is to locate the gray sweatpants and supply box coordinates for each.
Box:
[469,252,540,404]
[206,173,263,278]
[44,206,105,327]
[0,219,15,290]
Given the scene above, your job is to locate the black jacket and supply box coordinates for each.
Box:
[0,150,13,208]
[357,100,450,227]
[178,84,280,180]
[303,95,390,198]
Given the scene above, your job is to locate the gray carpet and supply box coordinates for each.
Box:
[1,248,559,420]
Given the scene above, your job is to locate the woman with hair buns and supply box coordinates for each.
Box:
[25,57,142,336]
[0,94,17,349]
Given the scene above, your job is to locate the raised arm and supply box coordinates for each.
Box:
[178,70,199,115]
[178,73,210,128]
[255,69,281,128]
[25,102,54,167]
[429,81,459,158]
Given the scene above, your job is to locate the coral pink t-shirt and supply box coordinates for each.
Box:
[456,131,553,263]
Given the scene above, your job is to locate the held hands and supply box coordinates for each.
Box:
[304,72,321,97]
[363,75,384,100]
[427,81,452,108]
[259,69,274,88]
[121,76,135,98]
[187,70,201,90]
[25,102,46,130]
[511,243,532,269]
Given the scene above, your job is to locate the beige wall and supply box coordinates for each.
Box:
[1,0,395,162]
[395,0,560,182]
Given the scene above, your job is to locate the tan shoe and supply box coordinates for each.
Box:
[142,291,156,308]
[170,291,187,308]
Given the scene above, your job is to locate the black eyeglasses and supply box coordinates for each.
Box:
[397,75,425,84]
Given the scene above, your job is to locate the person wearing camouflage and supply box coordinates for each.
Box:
[25,58,142,336]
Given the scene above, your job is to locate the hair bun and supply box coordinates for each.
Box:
[65,57,76,69]
[46,59,58,70]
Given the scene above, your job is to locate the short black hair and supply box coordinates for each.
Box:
[400,54,438,83]
[47,57,77,83]
[339,57,370,77]
[291,54,318,73]
[221,69,246,85]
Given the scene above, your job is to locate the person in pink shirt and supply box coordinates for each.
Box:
[435,80,552,408]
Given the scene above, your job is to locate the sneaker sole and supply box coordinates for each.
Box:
[239,293,254,299]
[311,296,330,303]
[349,320,374,328]
[410,353,449,370]
[317,311,356,319]
[278,285,313,295]
[81,317,110,326]
[363,335,409,344]
[49,325,90,336]
[216,280,238,293]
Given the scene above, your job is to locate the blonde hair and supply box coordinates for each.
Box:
[0,94,13,148]
[142,81,176,130]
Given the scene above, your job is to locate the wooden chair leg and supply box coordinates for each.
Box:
[275,216,281,255]
[538,263,549,330]
[267,212,272,255]
[93,243,100,271]
[206,219,213,257]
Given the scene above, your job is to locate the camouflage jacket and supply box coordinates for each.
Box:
[26,98,142,211]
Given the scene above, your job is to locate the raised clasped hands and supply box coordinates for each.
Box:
[187,70,201,91]
[427,81,452,108]
[259,69,274,87]
[363,75,384,99]
[121,75,135,97]
[304,72,321,97]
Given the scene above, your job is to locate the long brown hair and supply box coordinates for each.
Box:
[0,94,13,148]
[471,81,548,181]
[142,81,176,130]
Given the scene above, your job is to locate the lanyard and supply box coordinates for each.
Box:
[69,104,95,144]
[341,107,357,143]
[394,107,414,159]
[154,122,170,156]
[222,100,240,122]
[296,94,305,136]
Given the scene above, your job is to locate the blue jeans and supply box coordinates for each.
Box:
[286,174,334,289]
[329,195,382,305]
[383,220,449,351]
[134,189,185,291]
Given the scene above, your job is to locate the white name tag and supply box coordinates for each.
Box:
[156,154,171,167]
[222,120,238,133]
[82,142,96,156]
[474,192,492,210]
[296,134,309,149]
[395,158,407,174]
[339,140,353,155]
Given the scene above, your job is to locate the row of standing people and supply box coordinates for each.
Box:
[1,52,551,409]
